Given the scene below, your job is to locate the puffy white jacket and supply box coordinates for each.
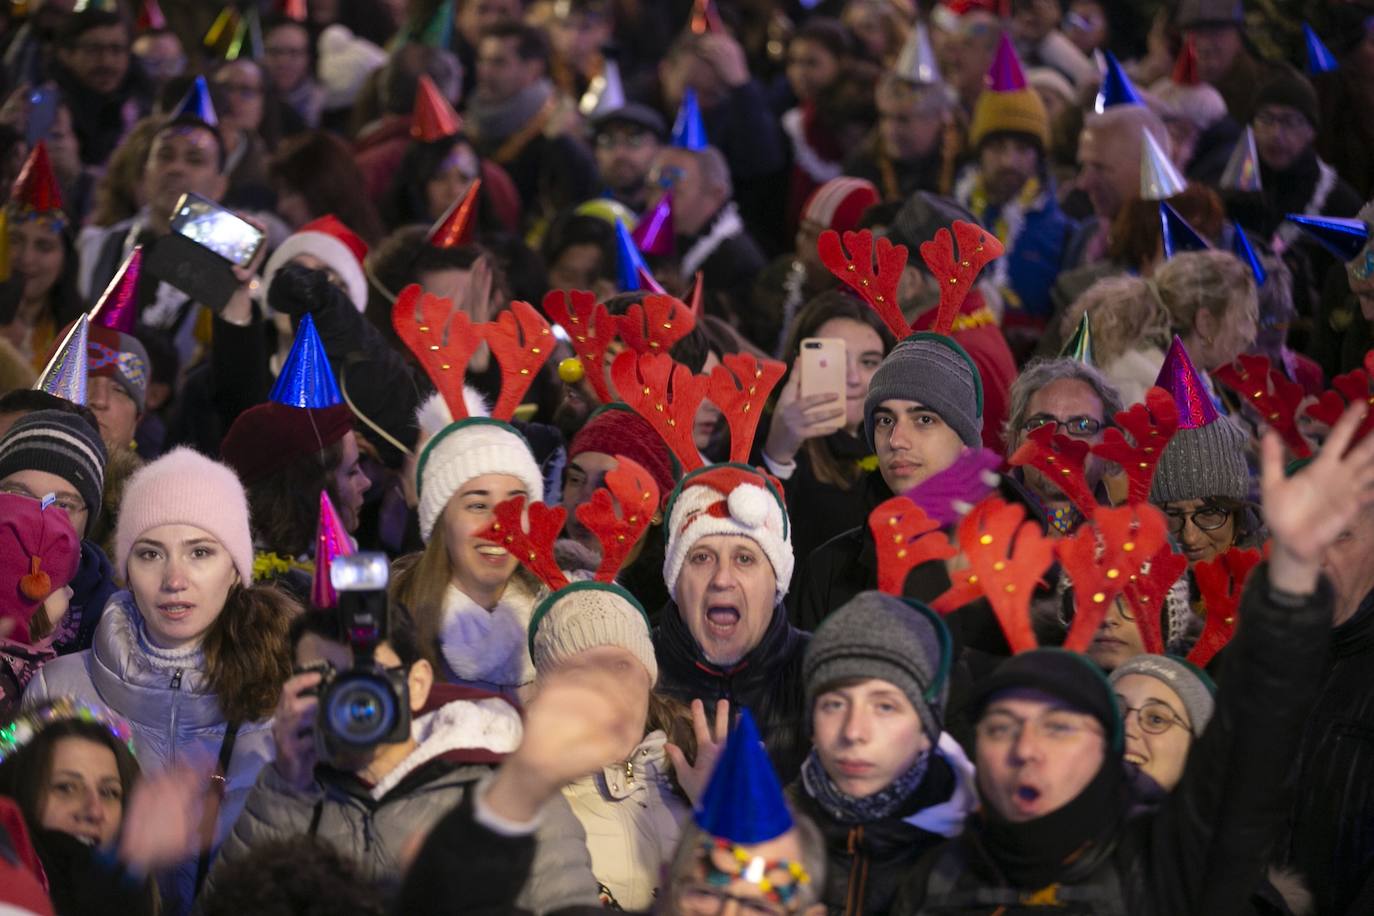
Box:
[23,592,273,916]
[561,731,691,910]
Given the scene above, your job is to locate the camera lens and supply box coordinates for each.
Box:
[324,676,397,746]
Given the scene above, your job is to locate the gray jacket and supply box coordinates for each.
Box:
[23,592,274,916]
[201,686,600,913]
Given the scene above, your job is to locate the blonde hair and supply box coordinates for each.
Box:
[1061,251,1257,366]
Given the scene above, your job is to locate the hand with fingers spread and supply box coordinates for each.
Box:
[665,698,730,807]
[484,667,643,824]
[271,670,321,791]
[117,765,209,872]
[1262,402,1374,595]
[764,371,844,466]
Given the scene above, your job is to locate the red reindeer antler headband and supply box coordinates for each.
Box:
[1214,354,1312,459]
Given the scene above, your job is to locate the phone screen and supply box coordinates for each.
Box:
[170,194,264,267]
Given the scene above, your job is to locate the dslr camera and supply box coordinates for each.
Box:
[310,553,411,763]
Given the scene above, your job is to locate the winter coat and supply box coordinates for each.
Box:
[959,178,1078,322]
[891,567,1334,915]
[201,684,600,913]
[23,592,274,916]
[654,602,811,783]
[1279,586,1374,916]
[561,730,691,910]
[790,735,978,916]
[437,575,543,700]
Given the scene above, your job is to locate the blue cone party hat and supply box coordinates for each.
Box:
[1160,202,1211,259]
[268,313,343,408]
[1284,214,1370,262]
[613,218,664,293]
[671,88,707,150]
[1095,51,1143,112]
[1303,23,1337,75]
[695,709,793,845]
[172,75,218,125]
[1059,312,1094,364]
[1155,335,1219,430]
[33,314,89,405]
[1231,226,1266,287]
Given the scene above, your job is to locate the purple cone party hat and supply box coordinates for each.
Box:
[579,57,627,118]
[614,218,665,293]
[894,21,941,85]
[312,490,355,609]
[268,313,343,408]
[33,314,89,405]
[695,708,793,844]
[89,247,142,335]
[1231,226,1266,287]
[631,192,675,258]
[1160,202,1211,259]
[1284,214,1370,262]
[1095,51,1143,112]
[172,74,218,125]
[671,88,707,151]
[1219,126,1261,193]
[1303,23,1337,75]
[1140,129,1186,201]
[986,32,1027,91]
[1155,335,1219,430]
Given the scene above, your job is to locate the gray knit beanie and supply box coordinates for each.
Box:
[804,591,952,740]
[1109,654,1216,737]
[1149,412,1250,504]
[864,332,983,448]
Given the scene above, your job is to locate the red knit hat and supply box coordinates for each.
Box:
[569,406,678,504]
[801,177,879,236]
[0,492,80,643]
[219,402,354,485]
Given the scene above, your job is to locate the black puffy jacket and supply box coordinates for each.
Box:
[653,602,811,783]
[892,568,1333,916]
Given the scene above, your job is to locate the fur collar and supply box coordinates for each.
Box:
[369,694,523,800]
[438,576,541,688]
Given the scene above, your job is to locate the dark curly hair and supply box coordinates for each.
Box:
[199,836,388,916]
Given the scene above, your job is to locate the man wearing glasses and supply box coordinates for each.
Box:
[589,103,665,213]
[1002,358,1122,535]
[52,7,153,166]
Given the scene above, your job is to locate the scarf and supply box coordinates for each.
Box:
[978,758,1123,890]
[955,168,1043,311]
[801,747,931,825]
[467,80,554,149]
[680,202,745,277]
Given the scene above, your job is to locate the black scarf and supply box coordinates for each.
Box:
[977,759,1124,890]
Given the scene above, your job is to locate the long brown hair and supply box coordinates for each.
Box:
[201,583,298,722]
[246,438,346,558]
[778,291,896,489]
[0,715,142,832]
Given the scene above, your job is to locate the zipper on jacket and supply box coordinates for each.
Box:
[845,825,868,916]
[168,668,183,767]
[170,669,183,690]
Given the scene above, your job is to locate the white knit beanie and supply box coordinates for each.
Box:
[416,412,544,543]
[115,447,255,584]
[663,465,793,603]
[530,582,658,684]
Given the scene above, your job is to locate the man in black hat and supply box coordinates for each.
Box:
[590,104,665,213]
[1175,0,1262,123]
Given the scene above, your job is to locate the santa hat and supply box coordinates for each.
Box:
[263,215,369,312]
[663,464,793,602]
[801,177,879,236]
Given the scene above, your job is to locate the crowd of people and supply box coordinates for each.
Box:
[0,0,1373,914]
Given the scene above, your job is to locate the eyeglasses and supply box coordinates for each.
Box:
[1253,110,1310,134]
[1117,697,1190,735]
[216,81,263,98]
[975,710,1104,745]
[0,483,87,517]
[674,884,792,916]
[595,131,654,150]
[1021,414,1103,438]
[1163,505,1232,535]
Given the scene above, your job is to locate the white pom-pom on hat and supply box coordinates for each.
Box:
[727,484,771,528]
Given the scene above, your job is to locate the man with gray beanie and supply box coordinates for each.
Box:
[790,591,975,915]
[0,409,118,701]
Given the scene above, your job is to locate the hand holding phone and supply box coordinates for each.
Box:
[763,338,847,465]
[169,193,266,268]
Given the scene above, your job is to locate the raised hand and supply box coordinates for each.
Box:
[1262,402,1374,594]
[270,670,321,791]
[117,765,209,871]
[665,698,730,807]
[763,371,843,465]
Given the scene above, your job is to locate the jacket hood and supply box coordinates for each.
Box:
[904,733,977,838]
[368,683,523,800]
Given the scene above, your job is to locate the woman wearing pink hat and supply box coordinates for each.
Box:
[23,447,297,915]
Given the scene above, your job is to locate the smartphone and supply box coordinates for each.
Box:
[26,85,58,147]
[168,192,265,268]
[799,337,846,434]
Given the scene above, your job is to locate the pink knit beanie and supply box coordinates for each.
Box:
[115,447,255,584]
